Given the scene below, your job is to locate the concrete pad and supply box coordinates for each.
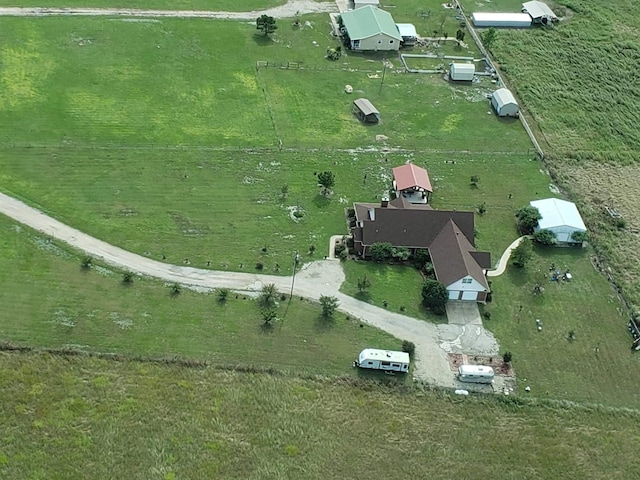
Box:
[445,301,483,325]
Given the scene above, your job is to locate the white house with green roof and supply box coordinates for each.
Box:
[340,5,401,51]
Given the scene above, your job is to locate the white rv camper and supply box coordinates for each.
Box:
[354,349,410,373]
[457,365,495,384]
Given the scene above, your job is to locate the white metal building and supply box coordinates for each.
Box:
[396,23,418,45]
[530,198,587,243]
[522,1,558,24]
[491,88,519,117]
[450,63,475,81]
[471,12,532,28]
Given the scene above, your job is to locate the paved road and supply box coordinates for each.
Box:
[0,0,336,19]
[0,191,503,387]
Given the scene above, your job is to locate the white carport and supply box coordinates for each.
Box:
[530,198,587,243]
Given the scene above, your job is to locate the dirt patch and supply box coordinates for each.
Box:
[448,353,514,376]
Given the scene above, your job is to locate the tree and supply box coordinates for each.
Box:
[482,27,497,49]
[357,274,371,293]
[317,171,335,196]
[122,271,133,284]
[326,46,342,61]
[256,15,277,37]
[309,244,316,255]
[81,255,93,270]
[456,29,465,42]
[261,307,278,325]
[515,205,542,234]
[477,202,487,216]
[170,283,181,296]
[259,283,278,308]
[470,175,480,187]
[320,295,339,318]
[281,184,289,199]
[369,242,394,262]
[413,248,431,269]
[443,32,449,41]
[218,288,230,303]
[421,279,448,315]
[571,231,589,244]
[533,229,557,246]
[402,340,416,356]
[511,237,533,268]
[502,351,513,364]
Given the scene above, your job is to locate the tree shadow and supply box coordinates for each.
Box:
[355,368,408,384]
[252,34,273,46]
[355,291,371,302]
[313,194,331,208]
[259,322,275,334]
[314,315,335,333]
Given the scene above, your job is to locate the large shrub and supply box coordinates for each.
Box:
[421,280,448,315]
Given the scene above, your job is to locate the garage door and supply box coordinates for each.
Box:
[448,290,459,300]
[461,291,478,301]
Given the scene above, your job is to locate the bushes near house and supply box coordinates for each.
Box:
[421,279,448,315]
[369,242,394,262]
[533,229,557,246]
[515,205,542,234]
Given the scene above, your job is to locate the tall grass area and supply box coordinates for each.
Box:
[1,352,637,479]
[0,216,400,375]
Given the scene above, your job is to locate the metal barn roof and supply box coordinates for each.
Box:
[522,1,557,20]
[471,12,532,27]
[530,198,587,231]
[492,88,518,108]
[396,23,417,38]
[353,98,379,116]
[340,5,401,41]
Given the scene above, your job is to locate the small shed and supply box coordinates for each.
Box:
[491,88,519,117]
[450,63,475,81]
[530,198,587,243]
[353,98,380,124]
[396,23,417,46]
[354,0,380,9]
[471,12,532,28]
[522,1,557,24]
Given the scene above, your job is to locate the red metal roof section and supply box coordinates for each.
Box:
[392,164,432,192]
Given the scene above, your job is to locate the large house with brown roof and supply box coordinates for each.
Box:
[351,197,491,302]
[392,163,432,204]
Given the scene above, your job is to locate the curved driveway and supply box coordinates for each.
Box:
[0,191,503,387]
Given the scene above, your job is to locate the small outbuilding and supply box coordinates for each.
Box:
[396,23,418,46]
[392,163,432,204]
[491,88,519,117]
[449,63,475,81]
[530,198,587,244]
[354,0,379,9]
[353,98,380,124]
[522,1,557,24]
[340,5,402,51]
[471,12,532,28]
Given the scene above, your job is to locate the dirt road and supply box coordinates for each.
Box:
[0,0,336,19]
[0,190,502,387]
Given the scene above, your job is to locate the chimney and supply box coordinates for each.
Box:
[381,196,389,208]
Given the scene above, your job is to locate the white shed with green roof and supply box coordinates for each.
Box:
[340,5,401,51]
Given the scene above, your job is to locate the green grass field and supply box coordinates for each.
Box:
[0,0,286,10]
[0,215,400,375]
[1,352,638,479]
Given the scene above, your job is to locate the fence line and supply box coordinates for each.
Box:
[453,0,545,160]
[256,60,379,73]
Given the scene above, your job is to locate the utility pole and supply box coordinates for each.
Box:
[378,62,387,95]
[282,250,300,325]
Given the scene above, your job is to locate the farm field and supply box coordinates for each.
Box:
[0,215,400,375]
[1,352,638,479]
[462,0,640,307]
[0,0,287,10]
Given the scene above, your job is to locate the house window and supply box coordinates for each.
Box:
[353,40,360,48]
[381,361,390,366]
[390,40,394,44]
[462,278,473,284]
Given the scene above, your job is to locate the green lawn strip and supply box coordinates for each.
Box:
[0,352,637,479]
[339,259,447,323]
[0,217,400,375]
[483,245,640,408]
[0,0,286,10]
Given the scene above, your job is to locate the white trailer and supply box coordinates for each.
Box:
[354,349,410,373]
[449,63,475,81]
[458,365,495,384]
[471,12,532,28]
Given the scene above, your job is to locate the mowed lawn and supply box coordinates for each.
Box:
[483,245,640,408]
[0,0,287,11]
[0,216,400,375]
[1,352,638,479]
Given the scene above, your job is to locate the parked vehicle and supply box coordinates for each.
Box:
[457,365,495,384]
[353,349,410,373]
